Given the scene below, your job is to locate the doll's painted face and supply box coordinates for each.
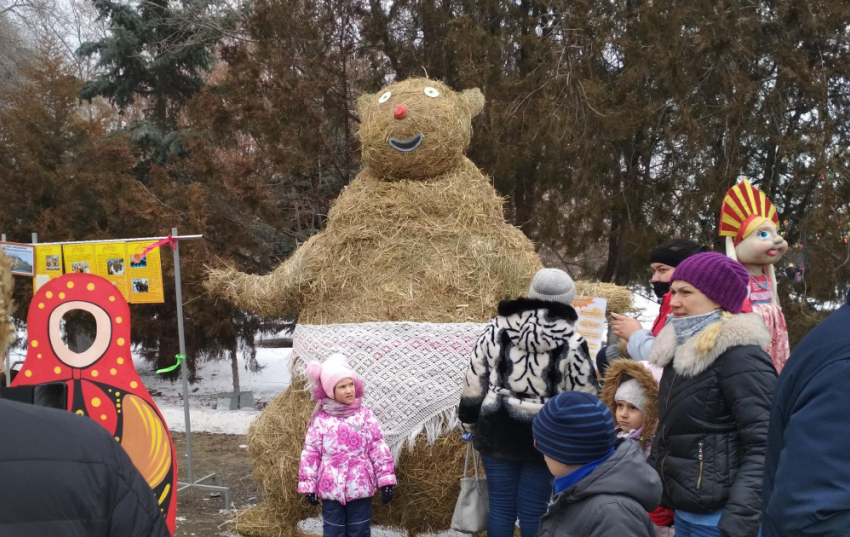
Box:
[736,221,788,267]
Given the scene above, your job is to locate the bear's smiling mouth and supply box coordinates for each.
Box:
[388,134,423,152]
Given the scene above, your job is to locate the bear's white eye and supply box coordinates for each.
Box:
[423,87,440,98]
[378,91,392,104]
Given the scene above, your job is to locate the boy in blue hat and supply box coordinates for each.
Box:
[533,392,661,537]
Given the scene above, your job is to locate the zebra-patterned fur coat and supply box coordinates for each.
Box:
[459,298,599,461]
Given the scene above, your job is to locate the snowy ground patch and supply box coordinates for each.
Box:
[132,346,293,435]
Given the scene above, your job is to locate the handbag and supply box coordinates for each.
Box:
[450,442,489,533]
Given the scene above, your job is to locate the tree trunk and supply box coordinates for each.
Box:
[602,210,623,283]
[230,342,240,408]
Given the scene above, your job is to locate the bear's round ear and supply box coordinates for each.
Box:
[356,92,374,121]
[459,88,485,118]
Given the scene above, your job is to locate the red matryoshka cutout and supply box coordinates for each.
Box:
[12,273,177,535]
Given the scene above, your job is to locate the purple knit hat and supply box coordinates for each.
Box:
[671,252,749,313]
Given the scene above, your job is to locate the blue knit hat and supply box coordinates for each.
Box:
[533,392,616,465]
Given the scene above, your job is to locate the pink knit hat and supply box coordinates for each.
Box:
[305,353,357,398]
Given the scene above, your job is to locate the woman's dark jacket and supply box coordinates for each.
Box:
[458,298,599,461]
[647,313,777,537]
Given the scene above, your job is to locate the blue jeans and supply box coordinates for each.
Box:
[480,455,552,537]
[322,497,372,537]
[674,512,762,537]
[674,514,721,537]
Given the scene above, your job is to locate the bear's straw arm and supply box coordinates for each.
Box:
[0,249,15,355]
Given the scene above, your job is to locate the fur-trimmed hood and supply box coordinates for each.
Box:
[648,312,771,378]
[601,359,659,448]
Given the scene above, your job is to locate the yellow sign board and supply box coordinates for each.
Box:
[126,241,165,304]
[94,242,131,301]
[62,244,96,275]
[33,244,63,291]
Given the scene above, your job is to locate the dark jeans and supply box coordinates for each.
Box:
[480,454,552,537]
[322,497,372,537]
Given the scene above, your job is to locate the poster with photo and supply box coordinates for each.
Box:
[0,242,35,276]
[95,242,130,300]
[62,243,95,276]
[571,296,608,359]
[33,244,64,291]
[126,240,165,303]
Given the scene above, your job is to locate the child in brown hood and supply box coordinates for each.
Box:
[603,359,674,537]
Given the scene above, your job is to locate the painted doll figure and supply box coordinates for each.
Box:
[720,179,790,372]
[11,273,177,535]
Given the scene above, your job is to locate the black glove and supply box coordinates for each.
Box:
[381,486,393,504]
[305,493,319,505]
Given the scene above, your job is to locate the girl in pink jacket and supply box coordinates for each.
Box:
[298,354,397,537]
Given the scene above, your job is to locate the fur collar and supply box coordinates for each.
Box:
[648,313,771,378]
[497,297,578,322]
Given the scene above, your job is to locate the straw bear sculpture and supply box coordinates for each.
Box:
[203,78,545,537]
[205,77,541,324]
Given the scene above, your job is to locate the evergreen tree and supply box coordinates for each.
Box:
[77,0,219,131]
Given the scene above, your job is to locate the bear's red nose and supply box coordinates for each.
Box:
[394,104,407,119]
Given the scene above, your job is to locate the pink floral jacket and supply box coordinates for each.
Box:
[298,406,397,504]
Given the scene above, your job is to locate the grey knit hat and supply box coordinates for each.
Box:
[528,268,576,306]
[614,378,647,416]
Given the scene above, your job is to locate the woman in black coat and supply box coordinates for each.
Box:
[647,252,777,537]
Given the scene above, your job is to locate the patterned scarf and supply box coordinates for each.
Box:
[309,397,363,426]
[669,309,722,344]
[321,397,362,418]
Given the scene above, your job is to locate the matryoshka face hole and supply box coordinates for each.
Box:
[60,309,97,353]
[48,301,113,369]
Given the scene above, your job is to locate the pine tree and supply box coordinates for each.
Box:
[76,0,218,131]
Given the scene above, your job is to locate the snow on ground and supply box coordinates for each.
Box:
[132,347,293,436]
[298,518,470,537]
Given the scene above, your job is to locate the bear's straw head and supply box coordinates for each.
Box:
[357,78,485,180]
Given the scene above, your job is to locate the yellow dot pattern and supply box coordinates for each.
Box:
[31,340,38,348]
[38,303,44,309]
[87,283,95,291]
[109,296,115,302]
[46,291,53,298]
[130,381,138,389]
[37,354,42,359]
[116,317,122,324]
[117,338,125,346]
[75,410,84,415]
[59,292,65,299]
[115,436,120,442]
[100,414,107,421]
[54,367,61,374]
[117,358,124,365]
[110,368,117,376]
[24,370,32,377]
[91,397,101,408]
[67,281,74,289]
[91,370,99,377]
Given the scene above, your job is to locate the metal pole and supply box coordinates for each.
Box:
[171,227,194,485]
[3,230,8,386]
